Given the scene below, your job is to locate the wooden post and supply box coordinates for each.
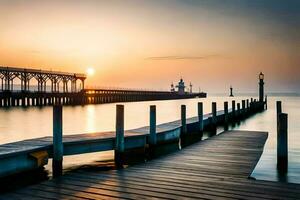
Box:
[11,97,15,106]
[277,101,282,116]
[149,105,156,146]
[246,99,249,113]
[276,101,283,169]
[224,101,228,124]
[53,105,63,177]
[181,105,187,134]
[237,103,241,117]
[265,96,268,110]
[232,100,236,120]
[198,102,203,132]
[115,104,125,168]
[277,113,288,172]
[242,100,245,117]
[21,97,25,107]
[212,102,217,125]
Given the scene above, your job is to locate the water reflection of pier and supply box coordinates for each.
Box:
[0,66,206,107]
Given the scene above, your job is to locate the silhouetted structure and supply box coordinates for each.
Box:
[0,66,86,92]
[276,101,288,173]
[229,86,234,97]
[189,82,193,93]
[176,78,186,95]
[259,72,264,102]
[0,67,206,107]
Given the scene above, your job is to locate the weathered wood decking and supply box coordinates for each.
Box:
[2,130,300,199]
[0,99,266,177]
[0,112,212,177]
[0,111,224,160]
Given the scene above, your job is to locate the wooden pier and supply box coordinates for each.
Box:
[0,66,206,107]
[2,130,300,199]
[0,99,265,177]
[1,95,296,199]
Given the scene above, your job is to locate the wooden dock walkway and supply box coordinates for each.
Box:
[2,130,300,199]
[0,99,267,182]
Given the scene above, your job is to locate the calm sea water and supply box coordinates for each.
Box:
[232,96,300,184]
[0,96,299,183]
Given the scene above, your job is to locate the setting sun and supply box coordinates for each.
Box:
[86,67,95,76]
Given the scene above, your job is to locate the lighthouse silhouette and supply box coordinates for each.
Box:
[259,72,264,102]
[229,86,234,97]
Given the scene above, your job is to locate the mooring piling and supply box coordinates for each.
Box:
[232,100,236,120]
[277,101,282,116]
[242,100,246,117]
[277,112,288,172]
[149,105,157,146]
[115,104,125,168]
[246,99,249,113]
[237,103,241,117]
[52,105,63,177]
[181,105,187,134]
[212,102,217,126]
[224,101,228,124]
[224,101,229,131]
[198,102,203,132]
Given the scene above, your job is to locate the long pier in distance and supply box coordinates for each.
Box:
[0,66,206,107]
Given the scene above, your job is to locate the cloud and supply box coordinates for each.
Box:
[145,54,220,60]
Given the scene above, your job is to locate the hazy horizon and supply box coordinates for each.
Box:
[0,0,299,93]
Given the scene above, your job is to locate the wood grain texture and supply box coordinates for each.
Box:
[2,130,300,199]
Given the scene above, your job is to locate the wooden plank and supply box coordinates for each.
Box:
[98,171,300,198]
[0,193,47,200]
[63,172,283,200]
[56,175,259,200]
[2,130,300,200]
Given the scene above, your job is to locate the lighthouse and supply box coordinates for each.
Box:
[229,86,234,97]
[259,72,264,102]
[189,82,193,94]
[176,78,186,95]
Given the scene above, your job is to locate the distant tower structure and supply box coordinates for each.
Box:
[229,86,234,97]
[176,78,185,95]
[259,72,264,102]
[189,82,193,94]
[170,82,175,92]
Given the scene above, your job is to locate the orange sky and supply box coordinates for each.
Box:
[0,0,299,93]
